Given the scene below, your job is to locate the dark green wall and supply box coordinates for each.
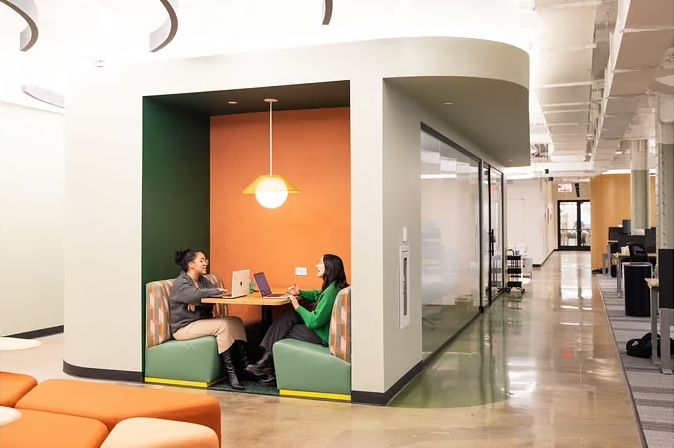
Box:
[142,99,210,372]
[142,98,210,285]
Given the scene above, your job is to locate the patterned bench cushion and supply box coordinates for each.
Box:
[328,287,351,363]
[145,274,225,348]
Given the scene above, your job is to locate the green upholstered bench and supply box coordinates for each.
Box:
[273,287,351,401]
[144,274,225,387]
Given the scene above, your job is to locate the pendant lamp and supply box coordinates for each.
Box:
[243,98,300,209]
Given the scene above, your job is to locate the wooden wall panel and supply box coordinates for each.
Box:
[590,174,657,269]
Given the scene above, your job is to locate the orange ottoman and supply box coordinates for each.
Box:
[0,372,37,407]
[16,380,221,441]
[101,417,219,448]
[0,409,108,448]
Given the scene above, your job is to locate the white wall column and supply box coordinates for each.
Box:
[656,94,674,248]
[629,139,649,232]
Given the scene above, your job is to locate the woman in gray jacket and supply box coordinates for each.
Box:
[170,248,249,390]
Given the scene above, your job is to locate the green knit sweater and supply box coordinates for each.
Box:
[295,282,339,345]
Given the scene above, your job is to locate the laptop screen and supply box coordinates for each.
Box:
[253,272,273,297]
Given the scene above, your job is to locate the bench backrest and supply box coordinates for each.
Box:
[328,287,351,363]
[145,273,224,349]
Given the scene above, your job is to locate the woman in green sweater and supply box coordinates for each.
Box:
[246,253,349,387]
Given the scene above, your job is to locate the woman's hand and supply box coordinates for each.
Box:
[218,288,228,297]
[287,284,300,296]
[289,296,300,310]
[187,304,197,312]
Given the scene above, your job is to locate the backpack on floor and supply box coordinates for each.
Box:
[626,332,674,358]
[626,332,655,358]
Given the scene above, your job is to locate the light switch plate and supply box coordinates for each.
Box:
[295,267,308,276]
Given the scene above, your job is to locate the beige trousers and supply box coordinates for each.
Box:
[173,317,247,354]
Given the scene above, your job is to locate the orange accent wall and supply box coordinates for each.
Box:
[590,174,657,269]
[210,108,350,323]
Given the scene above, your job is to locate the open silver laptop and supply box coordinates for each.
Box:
[222,269,250,298]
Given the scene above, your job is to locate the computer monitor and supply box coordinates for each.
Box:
[608,227,622,241]
[622,219,631,235]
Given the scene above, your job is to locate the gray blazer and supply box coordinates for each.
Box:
[169,271,221,334]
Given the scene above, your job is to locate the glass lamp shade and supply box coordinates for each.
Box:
[243,175,300,209]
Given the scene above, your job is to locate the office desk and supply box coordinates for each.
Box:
[645,278,673,374]
[202,293,291,330]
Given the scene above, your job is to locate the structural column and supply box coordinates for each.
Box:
[656,94,674,248]
[630,139,649,232]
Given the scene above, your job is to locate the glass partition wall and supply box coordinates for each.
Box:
[421,126,481,359]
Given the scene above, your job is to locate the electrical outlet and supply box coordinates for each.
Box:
[295,267,308,276]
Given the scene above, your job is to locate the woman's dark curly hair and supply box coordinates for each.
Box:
[175,248,200,272]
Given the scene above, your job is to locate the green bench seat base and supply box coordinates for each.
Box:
[273,339,351,400]
[145,337,223,387]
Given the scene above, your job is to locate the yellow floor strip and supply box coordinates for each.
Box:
[144,377,211,388]
[279,389,351,402]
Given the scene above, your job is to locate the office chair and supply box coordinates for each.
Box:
[628,243,649,263]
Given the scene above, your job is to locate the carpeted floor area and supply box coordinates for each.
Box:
[595,273,674,448]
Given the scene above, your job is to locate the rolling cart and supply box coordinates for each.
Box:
[506,249,525,294]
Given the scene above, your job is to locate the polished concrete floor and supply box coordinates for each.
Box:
[1,252,643,447]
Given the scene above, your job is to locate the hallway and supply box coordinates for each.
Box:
[0,253,644,447]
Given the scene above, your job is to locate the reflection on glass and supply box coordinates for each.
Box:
[421,129,480,358]
[482,165,491,304]
[559,202,577,246]
[580,202,591,247]
[490,169,503,296]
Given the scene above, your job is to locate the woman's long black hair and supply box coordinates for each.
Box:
[175,248,199,272]
[321,254,349,292]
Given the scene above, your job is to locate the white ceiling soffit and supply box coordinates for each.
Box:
[0,0,38,51]
[149,0,178,52]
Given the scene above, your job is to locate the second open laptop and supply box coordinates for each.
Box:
[253,272,289,298]
[222,269,250,299]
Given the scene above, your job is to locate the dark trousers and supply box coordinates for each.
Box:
[260,311,322,353]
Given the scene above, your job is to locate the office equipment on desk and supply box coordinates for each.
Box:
[622,219,631,234]
[628,243,649,263]
[222,270,250,298]
[644,227,656,253]
[253,272,290,298]
[608,226,622,241]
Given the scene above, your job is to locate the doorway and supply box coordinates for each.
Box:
[483,163,504,306]
[558,200,591,250]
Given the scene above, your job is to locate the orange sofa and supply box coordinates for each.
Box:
[0,409,109,448]
[0,372,37,407]
[16,379,221,441]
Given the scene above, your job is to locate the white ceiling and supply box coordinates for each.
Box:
[1,0,672,178]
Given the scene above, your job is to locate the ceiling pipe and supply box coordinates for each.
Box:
[149,0,178,52]
[0,0,39,51]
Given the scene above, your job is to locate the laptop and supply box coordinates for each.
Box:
[253,272,289,298]
[222,269,250,299]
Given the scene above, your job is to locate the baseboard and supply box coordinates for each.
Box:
[6,325,64,339]
[351,360,423,406]
[533,249,555,268]
[63,360,143,382]
[279,389,351,402]
[144,377,222,388]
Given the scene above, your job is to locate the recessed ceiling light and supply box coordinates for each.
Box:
[443,102,454,105]
[227,101,238,105]
[615,150,623,154]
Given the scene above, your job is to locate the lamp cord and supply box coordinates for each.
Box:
[269,100,273,176]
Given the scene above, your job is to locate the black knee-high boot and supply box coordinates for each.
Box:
[235,340,251,378]
[221,349,244,390]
